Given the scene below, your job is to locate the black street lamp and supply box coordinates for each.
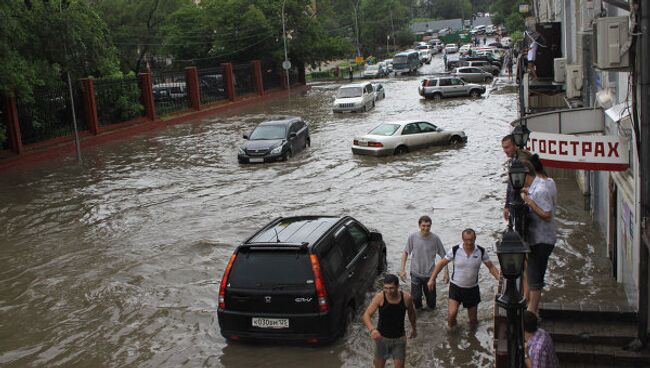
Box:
[511,124,530,149]
[496,230,530,368]
[507,158,529,234]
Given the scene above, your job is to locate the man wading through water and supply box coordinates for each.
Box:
[363,274,417,368]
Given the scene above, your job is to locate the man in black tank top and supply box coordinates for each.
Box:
[362,274,417,368]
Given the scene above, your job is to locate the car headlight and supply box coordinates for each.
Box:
[239,147,245,154]
[270,145,283,154]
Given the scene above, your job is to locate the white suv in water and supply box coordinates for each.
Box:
[332,82,376,113]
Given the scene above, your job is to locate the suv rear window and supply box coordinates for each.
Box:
[228,249,313,288]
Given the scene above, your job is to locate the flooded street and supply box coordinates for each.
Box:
[0,53,621,367]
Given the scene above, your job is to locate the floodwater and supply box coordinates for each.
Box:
[0,53,623,367]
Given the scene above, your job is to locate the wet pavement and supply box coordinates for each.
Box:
[0,53,626,367]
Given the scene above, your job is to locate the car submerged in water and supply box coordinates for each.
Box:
[237,116,310,163]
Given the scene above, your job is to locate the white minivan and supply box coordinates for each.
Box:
[332,82,376,113]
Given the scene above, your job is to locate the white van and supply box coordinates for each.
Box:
[332,82,376,113]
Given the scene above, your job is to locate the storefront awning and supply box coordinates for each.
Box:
[511,107,605,134]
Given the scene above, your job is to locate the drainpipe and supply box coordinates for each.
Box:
[638,0,649,347]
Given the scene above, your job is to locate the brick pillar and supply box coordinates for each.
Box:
[2,94,23,154]
[81,79,100,135]
[252,60,264,96]
[185,66,201,111]
[138,72,156,120]
[298,62,306,85]
[222,63,235,102]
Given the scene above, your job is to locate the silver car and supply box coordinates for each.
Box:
[352,121,467,156]
[451,67,494,84]
[418,77,486,100]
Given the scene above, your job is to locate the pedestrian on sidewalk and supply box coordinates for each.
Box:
[427,228,500,328]
[520,159,557,316]
[362,274,417,368]
[502,134,532,222]
[400,215,448,310]
[348,64,354,81]
[524,311,560,368]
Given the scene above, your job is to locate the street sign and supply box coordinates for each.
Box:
[355,56,364,63]
[282,60,291,70]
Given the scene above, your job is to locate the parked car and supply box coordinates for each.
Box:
[470,25,486,35]
[237,116,310,163]
[444,44,459,54]
[217,215,387,344]
[372,83,385,101]
[418,76,486,100]
[418,49,432,64]
[332,82,376,113]
[383,59,394,73]
[459,60,500,76]
[452,67,494,83]
[461,55,502,69]
[459,44,472,54]
[486,24,496,35]
[199,74,225,96]
[363,64,387,78]
[352,121,467,156]
[152,82,187,102]
[446,54,461,70]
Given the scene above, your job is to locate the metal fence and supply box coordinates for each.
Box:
[0,105,8,150]
[262,63,283,90]
[198,67,227,105]
[233,63,256,96]
[151,71,191,115]
[16,83,87,145]
[94,77,145,126]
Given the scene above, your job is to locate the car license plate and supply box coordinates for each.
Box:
[251,317,289,329]
[249,158,264,163]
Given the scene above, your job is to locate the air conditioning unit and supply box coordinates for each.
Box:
[593,16,631,70]
[554,58,567,83]
[566,64,583,98]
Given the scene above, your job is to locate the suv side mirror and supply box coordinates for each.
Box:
[243,134,249,139]
[289,132,297,139]
[369,231,383,242]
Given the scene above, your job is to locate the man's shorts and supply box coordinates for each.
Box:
[374,336,406,361]
[449,283,481,308]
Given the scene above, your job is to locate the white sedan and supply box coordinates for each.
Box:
[352,121,467,156]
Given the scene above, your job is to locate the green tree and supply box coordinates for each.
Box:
[0,0,118,98]
[92,0,189,73]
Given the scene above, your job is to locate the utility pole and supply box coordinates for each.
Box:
[352,0,361,57]
[282,0,291,99]
[60,0,82,163]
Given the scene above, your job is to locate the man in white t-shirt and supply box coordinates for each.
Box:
[427,229,500,327]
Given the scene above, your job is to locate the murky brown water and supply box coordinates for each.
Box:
[0,54,622,367]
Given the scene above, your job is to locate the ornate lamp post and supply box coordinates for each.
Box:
[512,123,530,149]
[508,158,529,234]
[496,230,530,368]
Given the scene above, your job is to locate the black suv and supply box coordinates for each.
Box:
[217,216,387,344]
[238,116,310,163]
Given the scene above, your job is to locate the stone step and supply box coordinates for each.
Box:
[540,318,637,346]
[555,341,650,367]
[539,302,637,323]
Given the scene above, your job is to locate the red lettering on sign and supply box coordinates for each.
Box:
[559,141,568,155]
[595,142,605,157]
[582,142,592,156]
[608,142,620,157]
[548,140,557,154]
[530,138,537,152]
[570,141,579,156]
[539,139,547,153]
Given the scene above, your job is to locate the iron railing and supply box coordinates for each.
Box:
[94,77,145,126]
[151,71,191,115]
[262,63,283,90]
[232,63,256,96]
[16,83,87,145]
[198,67,227,104]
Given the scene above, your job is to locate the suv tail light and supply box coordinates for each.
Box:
[368,141,383,148]
[353,139,359,146]
[309,254,329,312]
[218,253,237,309]
[423,80,429,87]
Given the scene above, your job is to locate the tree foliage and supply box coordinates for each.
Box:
[0,0,118,98]
[490,0,525,32]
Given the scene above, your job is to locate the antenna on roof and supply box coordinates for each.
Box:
[274,227,281,243]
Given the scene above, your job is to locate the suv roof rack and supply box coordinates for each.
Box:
[241,242,310,250]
